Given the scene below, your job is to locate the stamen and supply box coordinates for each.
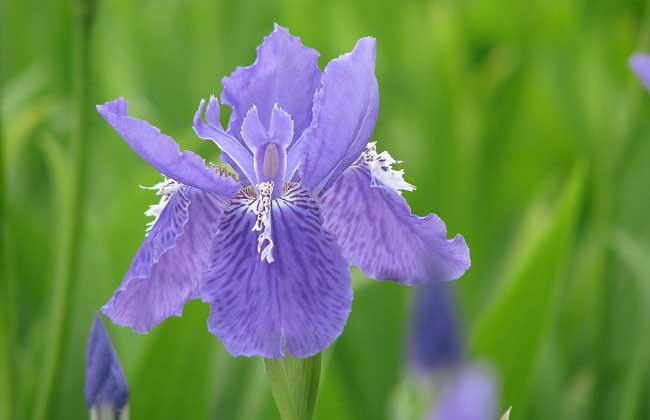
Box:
[252,181,275,263]
[140,177,181,234]
[262,143,280,179]
[361,142,415,194]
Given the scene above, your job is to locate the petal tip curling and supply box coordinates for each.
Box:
[97,97,128,117]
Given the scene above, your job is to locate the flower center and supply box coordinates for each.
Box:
[262,143,280,179]
[251,181,275,263]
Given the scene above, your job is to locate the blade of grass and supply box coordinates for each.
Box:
[610,230,650,420]
[32,0,96,418]
[470,162,585,410]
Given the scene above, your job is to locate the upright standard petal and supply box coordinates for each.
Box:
[298,37,379,194]
[85,315,129,411]
[221,24,321,143]
[409,281,464,374]
[98,98,240,196]
[428,367,498,420]
[102,187,226,333]
[202,183,352,358]
[630,53,650,90]
[320,153,470,284]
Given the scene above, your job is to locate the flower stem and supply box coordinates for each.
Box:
[264,354,322,420]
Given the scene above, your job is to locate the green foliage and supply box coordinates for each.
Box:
[2,0,650,419]
[265,354,321,420]
[471,163,585,409]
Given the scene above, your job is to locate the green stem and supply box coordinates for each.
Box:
[32,0,95,419]
[264,354,322,420]
[0,12,14,420]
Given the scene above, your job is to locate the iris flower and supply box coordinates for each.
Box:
[98,25,470,358]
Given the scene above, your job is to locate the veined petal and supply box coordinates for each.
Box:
[201,183,352,358]
[320,159,470,284]
[102,187,226,333]
[221,24,321,144]
[297,37,379,194]
[97,98,239,197]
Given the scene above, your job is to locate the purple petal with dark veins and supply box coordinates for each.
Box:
[102,187,226,333]
[97,98,239,197]
[85,315,129,410]
[298,37,379,194]
[630,53,650,90]
[320,165,470,284]
[428,366,498,420]
[221,24,321,144]
[201,183,352,358]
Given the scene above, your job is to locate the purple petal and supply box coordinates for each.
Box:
[297,37,379,194]
[429,366,498,420]
[630,53,650,90]
[193,97,258,184]
[97,98,239,196]
[201,183,352,358]
[240,105,268,148]
[85,315,129,410]
[102,187,227,332]
[320,165,470,284]
[221,24,321,143]
[269,104,295,148]
[410,281,464,374]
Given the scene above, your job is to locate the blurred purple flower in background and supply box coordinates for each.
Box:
[630,53,650,89]
[85,315,129,417]
[97,24,470,359]
[427,367,498,420]
[408,281,500,420]
[410,281,464,374]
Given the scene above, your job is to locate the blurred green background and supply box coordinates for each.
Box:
[2,0,650,419]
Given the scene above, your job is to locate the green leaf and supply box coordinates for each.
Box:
[610,230,650,420]
[470,162,585,410]
[265,353,322,420]
[323,282,408,420]
[127,302,221,420]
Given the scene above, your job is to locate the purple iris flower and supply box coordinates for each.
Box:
[630,53,650,89]
[85,315,129,412]
[410,280,464,374]
[97,25,470,359]
[427,367,498,420]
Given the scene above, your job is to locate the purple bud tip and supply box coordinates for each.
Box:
[630,53,650,90]
[409,281,464,374]
[85,314,129,410]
